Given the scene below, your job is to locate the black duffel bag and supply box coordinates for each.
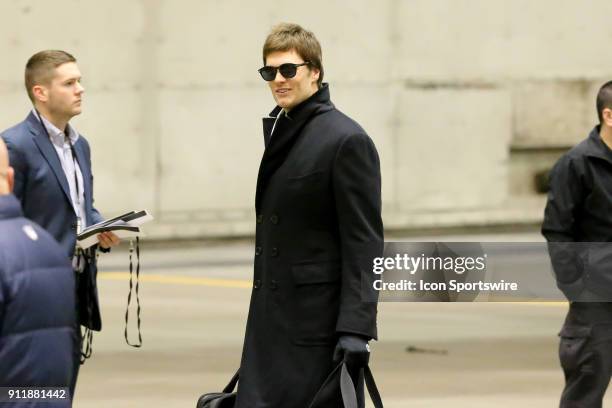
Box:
[196,370,239,408]
[197,362,382,408]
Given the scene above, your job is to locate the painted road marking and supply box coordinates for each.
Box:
[99,273,568,306]
[99,272,251,288]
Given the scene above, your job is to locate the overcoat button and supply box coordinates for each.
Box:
[271,247,279,257]
[255,246,262,256]
[270,279,278,290]
[254,279,261,289]
[256,214,263,224]
[270,215,279,224]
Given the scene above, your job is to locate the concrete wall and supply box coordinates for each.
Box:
[1,1,610,238]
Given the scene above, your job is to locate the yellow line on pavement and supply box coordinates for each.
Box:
[99,272,252,289]
[501,301,567,307]
[97,273,569,305]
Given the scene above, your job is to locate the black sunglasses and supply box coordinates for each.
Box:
[258,62,310,81]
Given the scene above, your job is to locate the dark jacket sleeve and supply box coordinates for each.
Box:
[541,155,585,299]
[542,155,584,242]
[332,133,383,340]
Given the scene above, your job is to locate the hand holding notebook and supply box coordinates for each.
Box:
[77,210,153,249]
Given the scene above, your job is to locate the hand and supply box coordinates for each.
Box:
[98,231,120,249]
[333,334,371,370]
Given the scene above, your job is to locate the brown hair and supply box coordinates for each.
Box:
[263,23,323,88]
[25,50,76,103]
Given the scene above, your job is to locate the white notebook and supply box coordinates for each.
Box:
[76,209,154,249]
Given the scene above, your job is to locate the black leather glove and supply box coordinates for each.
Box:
[333,334,371,370]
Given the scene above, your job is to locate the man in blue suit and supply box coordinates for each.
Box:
[1,50,120,394]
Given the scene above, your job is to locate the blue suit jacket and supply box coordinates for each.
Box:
[1,111,104,330]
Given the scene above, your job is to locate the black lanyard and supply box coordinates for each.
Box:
[34,110,82,205]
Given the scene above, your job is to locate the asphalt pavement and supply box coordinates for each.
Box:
[71,232,611,407]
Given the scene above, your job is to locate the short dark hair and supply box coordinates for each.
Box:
[263,23,323,88]
[596,80,612,124]
[25,50,76,103]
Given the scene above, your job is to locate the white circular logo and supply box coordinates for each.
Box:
[22,224,38,241]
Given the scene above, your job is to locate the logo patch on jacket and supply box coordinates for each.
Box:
[22,224,38,241]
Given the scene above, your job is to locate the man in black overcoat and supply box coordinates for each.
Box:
[235,23,384,408]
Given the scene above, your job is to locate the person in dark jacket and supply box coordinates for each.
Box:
[0,139,76,407]
[235,23,383,408]
[542,80,612,407]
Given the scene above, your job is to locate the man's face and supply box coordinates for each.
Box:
[264,49,319,111]
[604,108,612,128]
[41,62,84,120]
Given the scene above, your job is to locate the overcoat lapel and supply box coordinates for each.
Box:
[255,85,334,212]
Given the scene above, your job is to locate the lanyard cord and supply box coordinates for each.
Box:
[80,326,93,363]
[125,237,143,347]
[68,142,81,201]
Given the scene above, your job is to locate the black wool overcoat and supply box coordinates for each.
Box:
[235,84,383,408]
